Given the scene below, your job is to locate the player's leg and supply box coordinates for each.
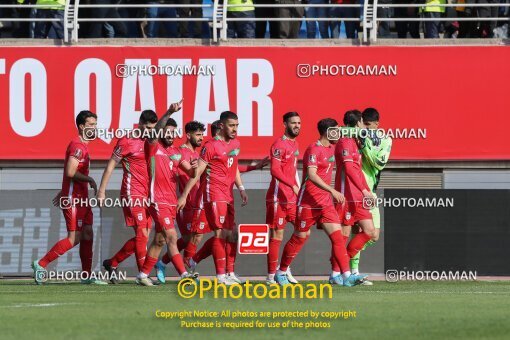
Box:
[161,226,195,280]
[329,224,351,285]
[79,210,106,285]
[160,209,192,266]
[204,202,232,284]
[347,217,377,259]
[224,204,244,283]
[266,202,285,284]
[350,206,380,285]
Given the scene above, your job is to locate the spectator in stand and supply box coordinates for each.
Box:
[422,0,445,38]
[176,0,203,38]
[146,1,178,38]
[457,0,499,38]
[394,0,420,38]
[33,0,65,39]
[276,0,304,38]
[88,0,128,38]
[227,0,255,38]
[254,0,279,38]
[305,0,329,38]
[330,0,360,39]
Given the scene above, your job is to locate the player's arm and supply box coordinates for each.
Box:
[65,157,97,194]
[361,137,392,171]
[97,157,120,205]
[177,159,206,211]
[179,158,198,177]
[270,154,299,195]
[235,168,248,206]
[148,100,183,144]
[307,166,344,203]
[343,161,373,199]
[239,156,269,173]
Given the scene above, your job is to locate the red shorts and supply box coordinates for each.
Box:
[295,205,340,232]
[191,208,212,234]
[122,205,152,229]
[63,206,93,232]
[338,201,372,226]
[265,202,297,230]
[148,204,177,232]
[176,208,194,236]
[203,201,235,230]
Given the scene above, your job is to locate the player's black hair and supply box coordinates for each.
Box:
[76,110,97,128]
[283,111,300,123]
[343,110,362,127]
[165,118,178,128]
[185,121,206,134]
[362,108,380,123]
[210,120,221,136]
[317,118,338,136]
[139,110,158,125]
[219,111,238,122]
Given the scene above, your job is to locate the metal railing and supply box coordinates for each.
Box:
[0,1,508,43]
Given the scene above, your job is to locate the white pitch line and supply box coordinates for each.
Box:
[1,302,83,308]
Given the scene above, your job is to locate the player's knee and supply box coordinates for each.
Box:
[193,234,203,244]
[155,233,166,247]
[272,229,284,241]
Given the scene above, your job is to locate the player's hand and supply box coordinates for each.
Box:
[89,178,98,196]
[362,189,375,200]
[52,191,62,207]
[292,185,300,196]
[239,189,248,206]
[168,99,183,114]
[331,189,345,204]
[97,190,106,207]
[190,158,198,169]
[257,156,270,169]
[177,195,187,212]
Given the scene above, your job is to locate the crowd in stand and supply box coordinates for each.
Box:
[0,0,508,39]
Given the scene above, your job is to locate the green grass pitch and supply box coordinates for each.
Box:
[1,280,509,340]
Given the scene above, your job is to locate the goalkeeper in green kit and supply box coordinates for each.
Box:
[352,108,392,284]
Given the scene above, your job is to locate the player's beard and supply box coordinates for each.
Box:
[286,127,299,138]
[190,137,202,148]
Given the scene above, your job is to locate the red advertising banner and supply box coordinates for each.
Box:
[0,46,508,161]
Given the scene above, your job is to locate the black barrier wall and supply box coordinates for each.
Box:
[384,189,510,276]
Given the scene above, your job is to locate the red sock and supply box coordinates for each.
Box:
[39,238,74,268]
[225,241,237,273]
[329,230,350,273]
[192,237,214,264]
[110,237,136,268]
[183,242,197,260]
[267,238,282,274]
[279,234,307,272]
[170,254,186,275]
[330,253,341,272]
[347,232,371,258]
[211,237,226,275]
[80,239,93,274]
[135,228,148,271]
[141,255,158,276]
[161,253,171,265]
[177,238,187,252]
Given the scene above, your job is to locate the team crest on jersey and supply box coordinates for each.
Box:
[342,149,349,156]
[219,216,225,224]
[345,212,351,221]
[228,148,240,156]
[328,156,335,162]
[137,213,143,221]
[294,150,299,156]
[201,147,207,156]
[77,219,83,228]
[300,221,306,228]
[170,154,182,160]
[186,223,191,231]
[309,155,316,163]
[273,149,281,157]
[278,218,284,225]
[74,148,83,159]
[199,222,205,229]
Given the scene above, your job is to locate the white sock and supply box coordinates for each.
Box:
[267,273,275,280]
[217,274,226,280]
[352,269,359,275]
[331,271,341,277]
[276,269,286,276]
[138,272,148,279]
[342,271,351,280]
[180,271,189,278]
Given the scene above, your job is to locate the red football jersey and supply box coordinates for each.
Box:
[334,137,368,202]
[297,140,335,208]
[145,141,182,206]
[266,135,300,203]
[61,136,90,199]
[112,137,149,199]
[177,143,200,209]
[199,137,240,203]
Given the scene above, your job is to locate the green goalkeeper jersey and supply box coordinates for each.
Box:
[361,134,392,192]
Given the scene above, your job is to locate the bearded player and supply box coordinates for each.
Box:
[32,110,106,285]
[266,112,301,285]
[275,118,362,287]
[177,111,248,285]
[99,110,160,284]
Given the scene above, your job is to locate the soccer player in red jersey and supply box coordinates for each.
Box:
[333,110,377,284]
[32,111,106,285]
[177,111,247,285]
[154,121,205,283]
[98,110,159,284]
[265,112,301,285]
[275,118,362,287]
[136,109,198,286]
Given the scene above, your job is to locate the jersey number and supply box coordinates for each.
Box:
[169,160,174,171]
[326,164,331,173]
[227,157,234,168]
